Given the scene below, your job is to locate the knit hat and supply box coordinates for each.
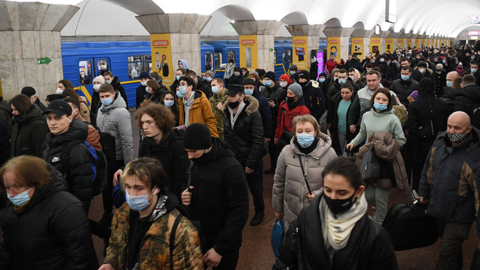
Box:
[234,67,242,72]
[93,76,105,84]
[297,70,310,80]
[418,61,427,68]
[289,65,298,71]
[225,84,244,96]
[21,86,36,97]
[139,71,150,79]
[279,74,291,83]
[229,78,242,85]
[288,83,303,98]
[319,72,328,78]
[243,79,255,86]
[251,71,259,76]
[183,123,212,150]
[408,90,419,100]
[458,62,463,66]
[264,71,276,81]
[205,70,215,78]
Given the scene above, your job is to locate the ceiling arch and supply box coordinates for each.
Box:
[324,18,342,28]
[281,11,308,25]
[210,4,255,21]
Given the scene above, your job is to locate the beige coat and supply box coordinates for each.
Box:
[356,131,408,190]
[272,132,337,231]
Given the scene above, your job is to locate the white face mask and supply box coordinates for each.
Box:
[56,88,63,95]
[280,82,288,88]
[93,84,101,91]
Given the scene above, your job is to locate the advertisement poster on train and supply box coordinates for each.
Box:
[351,38,364,60]
[239,35,258,73]
[150,34,173,85]
[292,36,308,70]
[407,39,413,49]
[370,37,381,55]
[397,39,404,50]
[327,37,341,61]
[385,39,394,53]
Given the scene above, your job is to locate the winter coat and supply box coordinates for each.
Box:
[224,63,235,79]
[11,105,48,158]
[104,194,204,270]
[196,77,213,99]
[139,129,187,199]
[327,92,359,152]
[326,59,338,76]
[111,76,129,109]
[223,96,264,169]
[0,166,98,270]
[390,78,419,108]
[272,134,337,231]
[90,91,101,126]
[97,91,134,163]
[230,72,244,83]
[434,70,447,97]
[260,83,287,133]
[408,91,449,154]
[253,89,273,138]
[273,193,399,270]
[274,99,310,139]
[357,132,408,190]
[0,100,12,165]
[42,118,93,211]
[419,128,480,235]
[136,85,147,109]
[454,84,480,116]
[209,89,228,139]
[34,98,47,111]
[145,89,165,104]
[310,61,319,80]
[178,90,219,137]
[185,138,249,256]
[301,80,326,120]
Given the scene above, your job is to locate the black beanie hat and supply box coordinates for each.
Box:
[265,71,276,81]
[183,123,212,150]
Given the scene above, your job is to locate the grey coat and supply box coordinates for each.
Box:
[96,91,134,163]
[272,132,337,231]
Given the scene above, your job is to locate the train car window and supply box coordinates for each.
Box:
[228,50,235,63]
[214,52,222,70]
[205,52,213,71]
[128,55,151,79]
[282,49,287,62]
[79,60,93,85]
[287,50,292,62]
[143,55,151,73]
[274,49,277,64]
[96,59,109,76]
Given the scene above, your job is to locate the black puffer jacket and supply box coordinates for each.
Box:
[261,83,287,133]
[111,76,129,109]
[139,129,187,199]
[196,76,213,99]
[136,84,147,109]
[389,78,419,107]
[223,96,264,169]
[434,70,447,97]
[0,100,12,165]
[90,91,101,126]
[145,88,165,104]
[0,165,98,270]
[11,105,48,158]
[274,193,398,270]
[42,118,93,211]
[454,84,480,115]
[185,138,249,256]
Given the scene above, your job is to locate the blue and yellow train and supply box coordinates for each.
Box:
[61,40,326,108]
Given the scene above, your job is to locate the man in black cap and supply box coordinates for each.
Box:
[42,99,93,212]
[21,86,47,111]
[297,70,326,121]
[223,84,265,226]
[260,71,287,174]
[181,123,249,269]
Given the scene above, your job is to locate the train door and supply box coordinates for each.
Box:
[282,49,292,70]
[77,57,110,103]
[205,52,214,71]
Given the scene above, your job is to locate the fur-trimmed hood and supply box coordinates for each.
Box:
[222,95,259,115]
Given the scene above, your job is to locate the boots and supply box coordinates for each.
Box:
[250,210,265,226]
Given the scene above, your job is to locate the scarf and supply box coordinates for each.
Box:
[228,101,246,129]
[320,193,367,251]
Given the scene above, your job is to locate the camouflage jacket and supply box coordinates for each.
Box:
[104,196,204,270]
[209,89,228,139]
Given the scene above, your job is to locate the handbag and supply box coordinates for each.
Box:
[271,219,284,257]
[359,144,381,179]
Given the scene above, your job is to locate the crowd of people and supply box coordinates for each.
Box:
[0,43,480,269]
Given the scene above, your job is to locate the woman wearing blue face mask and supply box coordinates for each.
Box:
[0,155,99,270]
[170,68,186,97]
[145,79,166,104]
[347,88,406,224]
[273,115,337,232]
[161,91,179,126]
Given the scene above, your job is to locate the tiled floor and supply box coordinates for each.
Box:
[0,111,478,269]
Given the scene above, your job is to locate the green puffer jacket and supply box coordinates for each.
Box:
[209,89,228,139]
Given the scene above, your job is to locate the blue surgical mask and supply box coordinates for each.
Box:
[373,102,388,111]
[212,86,219,94]
[176,76,181,81]
[401,75,410,81]
[446,81,453,88]
[319,78,325,83]
[472,68,478,73]
[146,88,151,94]
[126,188,157,211]
[380,59,385,62]
[338,79,347,85]
[106,80,112,84]
[263,80,273,87]
[206,77,212,82]
[164,100,174,108]
[296,133,315,148]
[289,71,295,75]
[101,98,113,106]
[7,188,31,207]
[442,60,446,64]
[177,86,188,98]
[245,89,254,96]
[202,76,207,80]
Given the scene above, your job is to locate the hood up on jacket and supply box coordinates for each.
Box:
[179,59,188,70]
[417,77,436,98]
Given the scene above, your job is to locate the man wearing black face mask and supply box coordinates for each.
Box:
[222,84,265,226]
[418,112,480,270]
[181,123,249,269]
[297,70,326,121]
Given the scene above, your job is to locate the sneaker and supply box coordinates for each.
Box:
[264,168,275,174]
[250,211,265,226]
[99,213,113,227]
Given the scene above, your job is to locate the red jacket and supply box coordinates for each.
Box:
[326,59,338,76]
[275,100,310,139]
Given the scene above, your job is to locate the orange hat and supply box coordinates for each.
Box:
[279,74,291,83]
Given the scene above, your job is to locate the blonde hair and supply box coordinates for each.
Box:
[0,156,51,192]
[292,115,321,138]
[121,158,169,193]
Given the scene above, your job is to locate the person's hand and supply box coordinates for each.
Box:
[328,124,331,130]
[98,264,115,270]
[418,196,428,204]
[306,192,316,202]
[350,125,356,133]
[346,143,354,151]
[246,167,254,174]
[204,248,222,268]
[181,187,194,206]
[113,169,123,186]
[216,102,223,110]
[275,212,284,219]
[274,138,279,144]
[265,137,271,143]
[268,100,275,108]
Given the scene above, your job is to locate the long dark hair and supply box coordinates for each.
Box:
[9,94,33,115]
[161,91,179,122]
